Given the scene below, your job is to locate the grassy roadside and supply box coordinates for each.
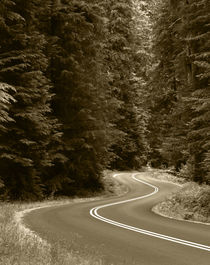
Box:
[150,170,210,224]
[0,200,102,265]
[0,171,126,265]
[146,168,186,185]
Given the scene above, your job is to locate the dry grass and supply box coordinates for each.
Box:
[0,171,126,265]
[0,200,106,265]
[153,182,210,224]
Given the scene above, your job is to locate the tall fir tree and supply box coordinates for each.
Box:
[0,0,64,200]
[103,0,149,170]
[45,0,114,193]
[181,0,210,183]
[147,0,189,168]
[149,0,210,184]
[0,82,16,190]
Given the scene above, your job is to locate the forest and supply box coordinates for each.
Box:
[0,0,209,200]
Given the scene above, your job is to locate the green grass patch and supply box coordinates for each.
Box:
[153,182,210,223]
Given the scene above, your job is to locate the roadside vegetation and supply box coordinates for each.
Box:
[0,200,104,265]
[152,171,210,224]
[147,168,186,185]
[1,170,209,265]
[0,172,126,265]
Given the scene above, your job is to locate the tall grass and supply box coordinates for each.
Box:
[0,200,106,265]
[0,171,126,265]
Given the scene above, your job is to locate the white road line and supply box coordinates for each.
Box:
[90,173,210,252]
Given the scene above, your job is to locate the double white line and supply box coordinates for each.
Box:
[90,173,210,252]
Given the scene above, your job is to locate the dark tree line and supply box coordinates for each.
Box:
[0,0,148,200]
[148,0,210,184]
[0,0,209,200]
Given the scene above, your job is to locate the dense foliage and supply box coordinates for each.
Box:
[0,0,149,200]
[0,0,65,199]
[0,0,209,200]
[148,0,210,184]
[103,0,149,170]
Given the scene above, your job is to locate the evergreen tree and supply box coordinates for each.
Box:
[147,0,189,168]
[0,82,16,129]
[181,0,210,183]
[149,0,210,184]
[103,0,149,170]
[0,82,16,190]
[46,0,114,193]
[0,0,63,200]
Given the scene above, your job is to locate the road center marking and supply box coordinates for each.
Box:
[90,173,210,252]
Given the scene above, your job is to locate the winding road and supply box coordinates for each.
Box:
[25,172,210,265]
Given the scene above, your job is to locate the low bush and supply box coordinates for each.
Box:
[153,182,210,223]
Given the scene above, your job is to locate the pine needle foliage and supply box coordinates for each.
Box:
[0,0,64,200]
[0,0,165,200]
[45,0,115,193]
[103,0,150,170]
[149,0,210,183]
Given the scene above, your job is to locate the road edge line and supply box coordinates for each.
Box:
[90,173,210,252]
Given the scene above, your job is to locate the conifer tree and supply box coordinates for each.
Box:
[46,0,114,193]
[102,0,149,170]
[149,0,210,184]
[147,0,189,168]
[0,83,16,129]
[0,0,63,199]
[0,82,16,190]
[181,0,210,183]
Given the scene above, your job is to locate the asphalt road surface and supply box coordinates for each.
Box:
[25,172,210,265]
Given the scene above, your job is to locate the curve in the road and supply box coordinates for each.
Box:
[90,173,210,252]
